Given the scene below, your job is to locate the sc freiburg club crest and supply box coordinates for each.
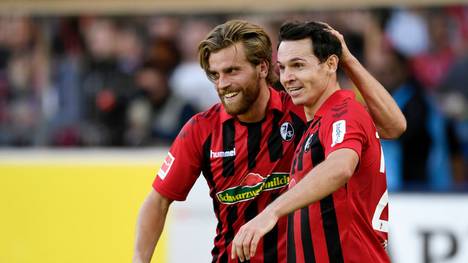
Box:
[280,122,294,141]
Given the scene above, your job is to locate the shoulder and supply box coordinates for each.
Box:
[323,92,372,124]
[194,103,223,123]
[177,103,222,140]
[275,89,306,119]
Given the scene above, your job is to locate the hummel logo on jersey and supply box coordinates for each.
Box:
[210,148,236,159]
[280,122,294,141]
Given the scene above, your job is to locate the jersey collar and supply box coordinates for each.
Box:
[220,87,283,123]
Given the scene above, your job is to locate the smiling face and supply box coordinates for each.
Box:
[208,42,266,116]
[277,38,336,108]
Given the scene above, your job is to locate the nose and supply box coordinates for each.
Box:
[216,74,231,90]
[281,68,296,84]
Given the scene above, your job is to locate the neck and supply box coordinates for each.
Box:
[238,82,270,123]
[304,82,340,121]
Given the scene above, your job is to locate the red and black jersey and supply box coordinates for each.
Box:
[287,90,389,263]
[153,87,307,263]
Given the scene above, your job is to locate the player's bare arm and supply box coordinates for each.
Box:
[133,190,173,263]
[231,148,359,261]
[322,23,406,139]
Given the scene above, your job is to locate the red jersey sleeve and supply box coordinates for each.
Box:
[319,101,370,160]
[153,115,205,201]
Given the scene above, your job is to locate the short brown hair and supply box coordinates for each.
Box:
[198,20,277,84]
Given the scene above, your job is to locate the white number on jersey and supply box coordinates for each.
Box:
[372,190,388,233]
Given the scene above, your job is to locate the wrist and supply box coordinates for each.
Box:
[341,54,358,69]
[264,203,282,220]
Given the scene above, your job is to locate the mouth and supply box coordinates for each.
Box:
[223,91,240,101]
[286,86,303,96]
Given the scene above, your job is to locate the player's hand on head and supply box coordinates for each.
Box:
[231,211,278,262]
[317,21,353,64]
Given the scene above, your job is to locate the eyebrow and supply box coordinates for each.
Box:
[277,57,306,65]
[208,65,241,75]
[289,57,307,62]
[222,66,240,72]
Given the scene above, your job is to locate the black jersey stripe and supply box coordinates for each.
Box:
[212,223,222,263]
[219,252,228,263]
[211,197,223,263]
[320,195,344,263]
[290,112,307,147]
[244,200,258,221]
[222,119,236,177]
[220,205,238,263]
[313,130,343,262]
[203,135,224,263]
[202,134,216,190]
[242,202,257,263]
[268,111,283,162]
[263,220,279,263]
[247,122,262,169]
[309,131,324,169]
[287,213,296,263]
[300,207,316,262]
[291,154,297,176]
[263,192,279,263]
[296,133,308,172]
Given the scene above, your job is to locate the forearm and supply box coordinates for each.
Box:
[133,192,171,263]
[266,151,355,218]
[231,150,359,261]
[342,56,406,139]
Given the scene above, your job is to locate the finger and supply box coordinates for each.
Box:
[231,231,237,259]
[231,237,237,260]
[250,233,262,257]
[317,21,333,30]
[232,230,244,261]
[323,27,341,37]
[235,242,245,262]
[242,231,254,260]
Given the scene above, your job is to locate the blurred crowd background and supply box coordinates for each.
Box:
[0,5,467,191]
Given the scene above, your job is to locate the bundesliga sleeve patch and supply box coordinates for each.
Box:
[331,120,346,147]
[157,152,175,180]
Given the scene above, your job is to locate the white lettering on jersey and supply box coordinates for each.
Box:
[331,120,346,147]
[158,152,175,180]
[210,148,236,158]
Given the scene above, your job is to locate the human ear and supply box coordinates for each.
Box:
[258,60,268,78]
[326,55,339,74]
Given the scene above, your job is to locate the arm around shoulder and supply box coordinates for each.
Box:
[324,24,406,139]
[342,56,407,139]
[133,189,173,263]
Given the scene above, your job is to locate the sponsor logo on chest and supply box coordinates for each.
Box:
[216,172,290,204]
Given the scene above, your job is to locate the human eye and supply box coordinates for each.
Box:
[226,67,239,74]
[293,62,304,69]
[277,64,285,72]
[209,72,219,81]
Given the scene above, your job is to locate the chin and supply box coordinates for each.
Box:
[223,103,249,115]
[291,97,307,106]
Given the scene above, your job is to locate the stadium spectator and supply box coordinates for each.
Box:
[126,62,197,146]
[170,19,219,111]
